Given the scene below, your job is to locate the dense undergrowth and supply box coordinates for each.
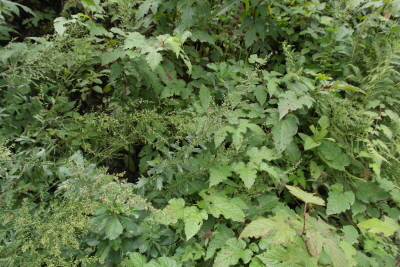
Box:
[1,0,400,266]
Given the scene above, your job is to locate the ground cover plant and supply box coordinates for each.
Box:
[1,0,400,266]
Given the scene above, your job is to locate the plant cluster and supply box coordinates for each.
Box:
[1,0,400,266]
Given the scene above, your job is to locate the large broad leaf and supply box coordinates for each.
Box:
[272,114,299,154]
[286,185,325,206]
[183,206,208,241]
[278,91,313,120]
[246,146,281,165]
[358,216,400,237]
[326,184,355,215]
[231,161,257,189]
[239,216,297,244]
[318,141,350,170]
[121,252,146,267]
[105,215,124,240]
[153,198,185,224]
[214,238,253,267]
[209,164,232,187]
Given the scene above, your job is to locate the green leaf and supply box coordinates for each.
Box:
[278,91,313,120]
[239,216,297,244]
[124,32,147,49]
[122,252,147,267]
[272,114,299,154]
[191,29,215,45]
[146,48,163,71]
[209,199,245,222]
[81,0,96,6]
[342,225,359,245]
[286,185,325,206]
[245,28,257,48]
[358,216,400,237]
[183,206,207,241]
[327,185,355,215]
[310,161,324,180]
[324,239,349,267]
[101,48,125,66]
[318,141,350,170]
[231,161,257,188]
[246,146,281,165]
[209,164,232,187]
[105,215,124,240]
[214,238,253,267]
[298,133,320,150]
[154,198,185,224]
[54,17,69,36]
[199,84,211,111]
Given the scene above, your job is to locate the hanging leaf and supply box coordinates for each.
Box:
[286,185,325,206]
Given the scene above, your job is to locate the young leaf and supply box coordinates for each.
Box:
[122,252,146,267]
[286,185,325,206]
[272,114,299,154]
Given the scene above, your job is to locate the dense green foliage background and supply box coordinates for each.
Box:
[1,0,400,266]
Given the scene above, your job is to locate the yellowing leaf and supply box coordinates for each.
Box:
[286,185,325,206]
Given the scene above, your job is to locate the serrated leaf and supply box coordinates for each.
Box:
[246,146,281,165]
[306,230,324,256]
[191,29,215,45]
[214,238,253,267]
[286,185,325,206]
[184,206,207,241]
[146,49,163,71]
[358,216,400,237]
[199,84,211,111]
[101,48,125,66]
[379,124,393,140]
[154,198,185,224]
[257,246,287,265]
[231,161,257,188]
[213,126,234,148]
[342,225,359,244]
[272,114,299,154]
[209,165,232,187]
[124,32,147,49]
[239,216,297,244]
[278,91,313,120]
[298,133,320,150]
[324,239,349,267]
[211,200,245,222]
[123,252,146,267]
[310,161,324,180]
[105,215,123,240]
[318,141,350,170]
[180,4,196,29]
[54,17,68,36]
[327,189,355,215]
[245,28,257,48]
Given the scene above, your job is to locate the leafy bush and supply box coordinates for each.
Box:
[1,0,400,266]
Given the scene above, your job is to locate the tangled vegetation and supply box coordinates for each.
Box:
[1,0,400,266]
